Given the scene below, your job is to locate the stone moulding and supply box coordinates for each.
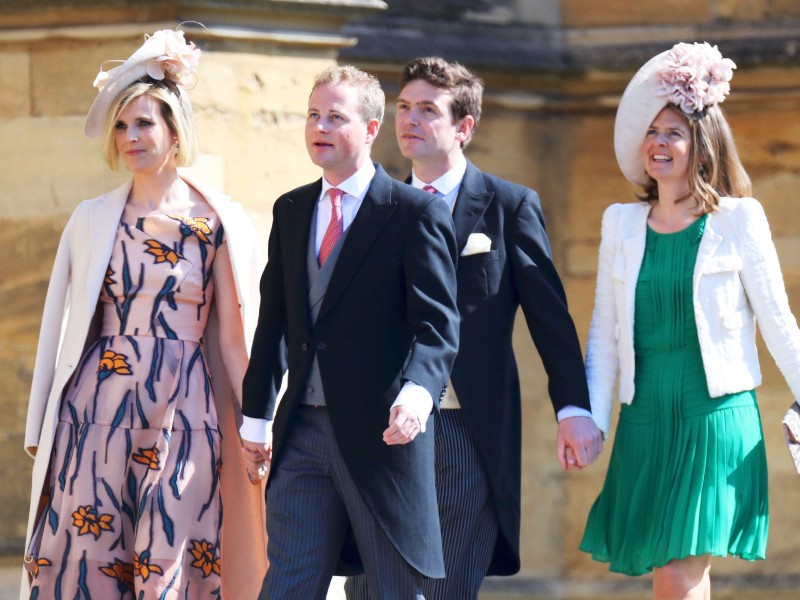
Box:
[0,21,358,50]
[342,18,800,71]
[0,0,388,47]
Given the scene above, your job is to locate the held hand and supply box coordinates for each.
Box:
[557,416,603,471]
[383,405,421,446]
[241,436,272,485]
[564,446,578,471]
[783,403,800,443]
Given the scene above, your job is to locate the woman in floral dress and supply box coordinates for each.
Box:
[22,29,266,599]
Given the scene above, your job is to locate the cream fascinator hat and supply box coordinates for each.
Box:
[84,29,201,138]
[614,42,736,186]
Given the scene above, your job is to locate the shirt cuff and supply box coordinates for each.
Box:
[556,405,593,422]
[391,381,434,432]
[240,415,273,444]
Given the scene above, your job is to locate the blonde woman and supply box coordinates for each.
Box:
[22,29,266,599]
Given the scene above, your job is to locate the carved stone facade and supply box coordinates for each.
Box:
[1,0,799,594]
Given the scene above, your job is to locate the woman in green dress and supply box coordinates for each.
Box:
[580,42,800,599]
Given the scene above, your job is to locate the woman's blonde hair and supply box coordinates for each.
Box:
[639,104,752,213]
[101,77,197,171]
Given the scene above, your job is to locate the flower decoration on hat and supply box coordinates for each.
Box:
[650,42,736,114]
[149,29,201,86]
[84,26,203,138]
[92,29,201,94]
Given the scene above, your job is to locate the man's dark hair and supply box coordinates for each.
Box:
[400,57,484,146]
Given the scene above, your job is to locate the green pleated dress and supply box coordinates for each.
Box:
[580,214,769,576]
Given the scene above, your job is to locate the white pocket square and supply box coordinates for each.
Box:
[461,232,492,256]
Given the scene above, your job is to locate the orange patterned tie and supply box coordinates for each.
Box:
[318,187,343,267]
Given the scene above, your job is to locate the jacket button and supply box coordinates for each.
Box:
[302,342,309,351]
[317,342,326,351]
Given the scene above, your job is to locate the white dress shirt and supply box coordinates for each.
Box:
[314,162,373,254]
[411,155,466,213]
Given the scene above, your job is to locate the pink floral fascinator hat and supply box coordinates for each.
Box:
[84,28,201,138]
[614,42,736,186]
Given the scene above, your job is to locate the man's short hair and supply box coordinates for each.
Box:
[313,65,385,124]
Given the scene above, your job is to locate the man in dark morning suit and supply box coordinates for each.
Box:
[239,65,459,599]
[346,57,604,599]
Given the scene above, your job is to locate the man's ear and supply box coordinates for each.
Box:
[365,118,381,144]
[455,115,475,145]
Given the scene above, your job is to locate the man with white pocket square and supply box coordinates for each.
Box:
[346,56,603,599]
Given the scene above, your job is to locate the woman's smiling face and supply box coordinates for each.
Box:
[641,106,692,185]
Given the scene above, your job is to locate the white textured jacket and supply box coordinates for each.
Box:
[21,174,267,600]
[586,197,800,436]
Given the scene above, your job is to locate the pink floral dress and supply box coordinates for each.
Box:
[27,213,227,599]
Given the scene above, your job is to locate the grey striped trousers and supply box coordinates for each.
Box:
[345,409,498,600]
[259,406,424,600]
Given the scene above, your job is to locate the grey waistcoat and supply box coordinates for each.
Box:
[301,207,350,406]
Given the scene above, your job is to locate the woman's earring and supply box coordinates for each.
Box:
[173,142,179,157]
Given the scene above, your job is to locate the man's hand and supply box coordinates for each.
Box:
[241,435,272,484]
[556,416,603,471]
[383,405,421,446]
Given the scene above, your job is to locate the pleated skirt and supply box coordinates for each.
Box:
[580,349,768,575]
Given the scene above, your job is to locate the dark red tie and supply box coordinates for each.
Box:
[422,185,439,195]
[318,188,343,267]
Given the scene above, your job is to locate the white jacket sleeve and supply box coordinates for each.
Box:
[585,203,622,437]
[735,198,800,401]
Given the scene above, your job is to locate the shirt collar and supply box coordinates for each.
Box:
[321,162,376,202]
[411,155,467,196]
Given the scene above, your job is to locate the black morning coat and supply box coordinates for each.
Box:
[445,160,592,575]
[242,164,460,578]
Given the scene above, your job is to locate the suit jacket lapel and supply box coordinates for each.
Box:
[452,161,493,251]
[284,182,319,333]
[317,165,396,323]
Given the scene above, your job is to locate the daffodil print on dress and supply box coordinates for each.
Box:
[26,212,226,598]
[189,539,222,578]
[170,214,213,244]
[97,350,132,380]
[131,445,161,470]
[133,550,164,581]
[99,558,134,593]
[72,505,115,539]
[144,238,181,266]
